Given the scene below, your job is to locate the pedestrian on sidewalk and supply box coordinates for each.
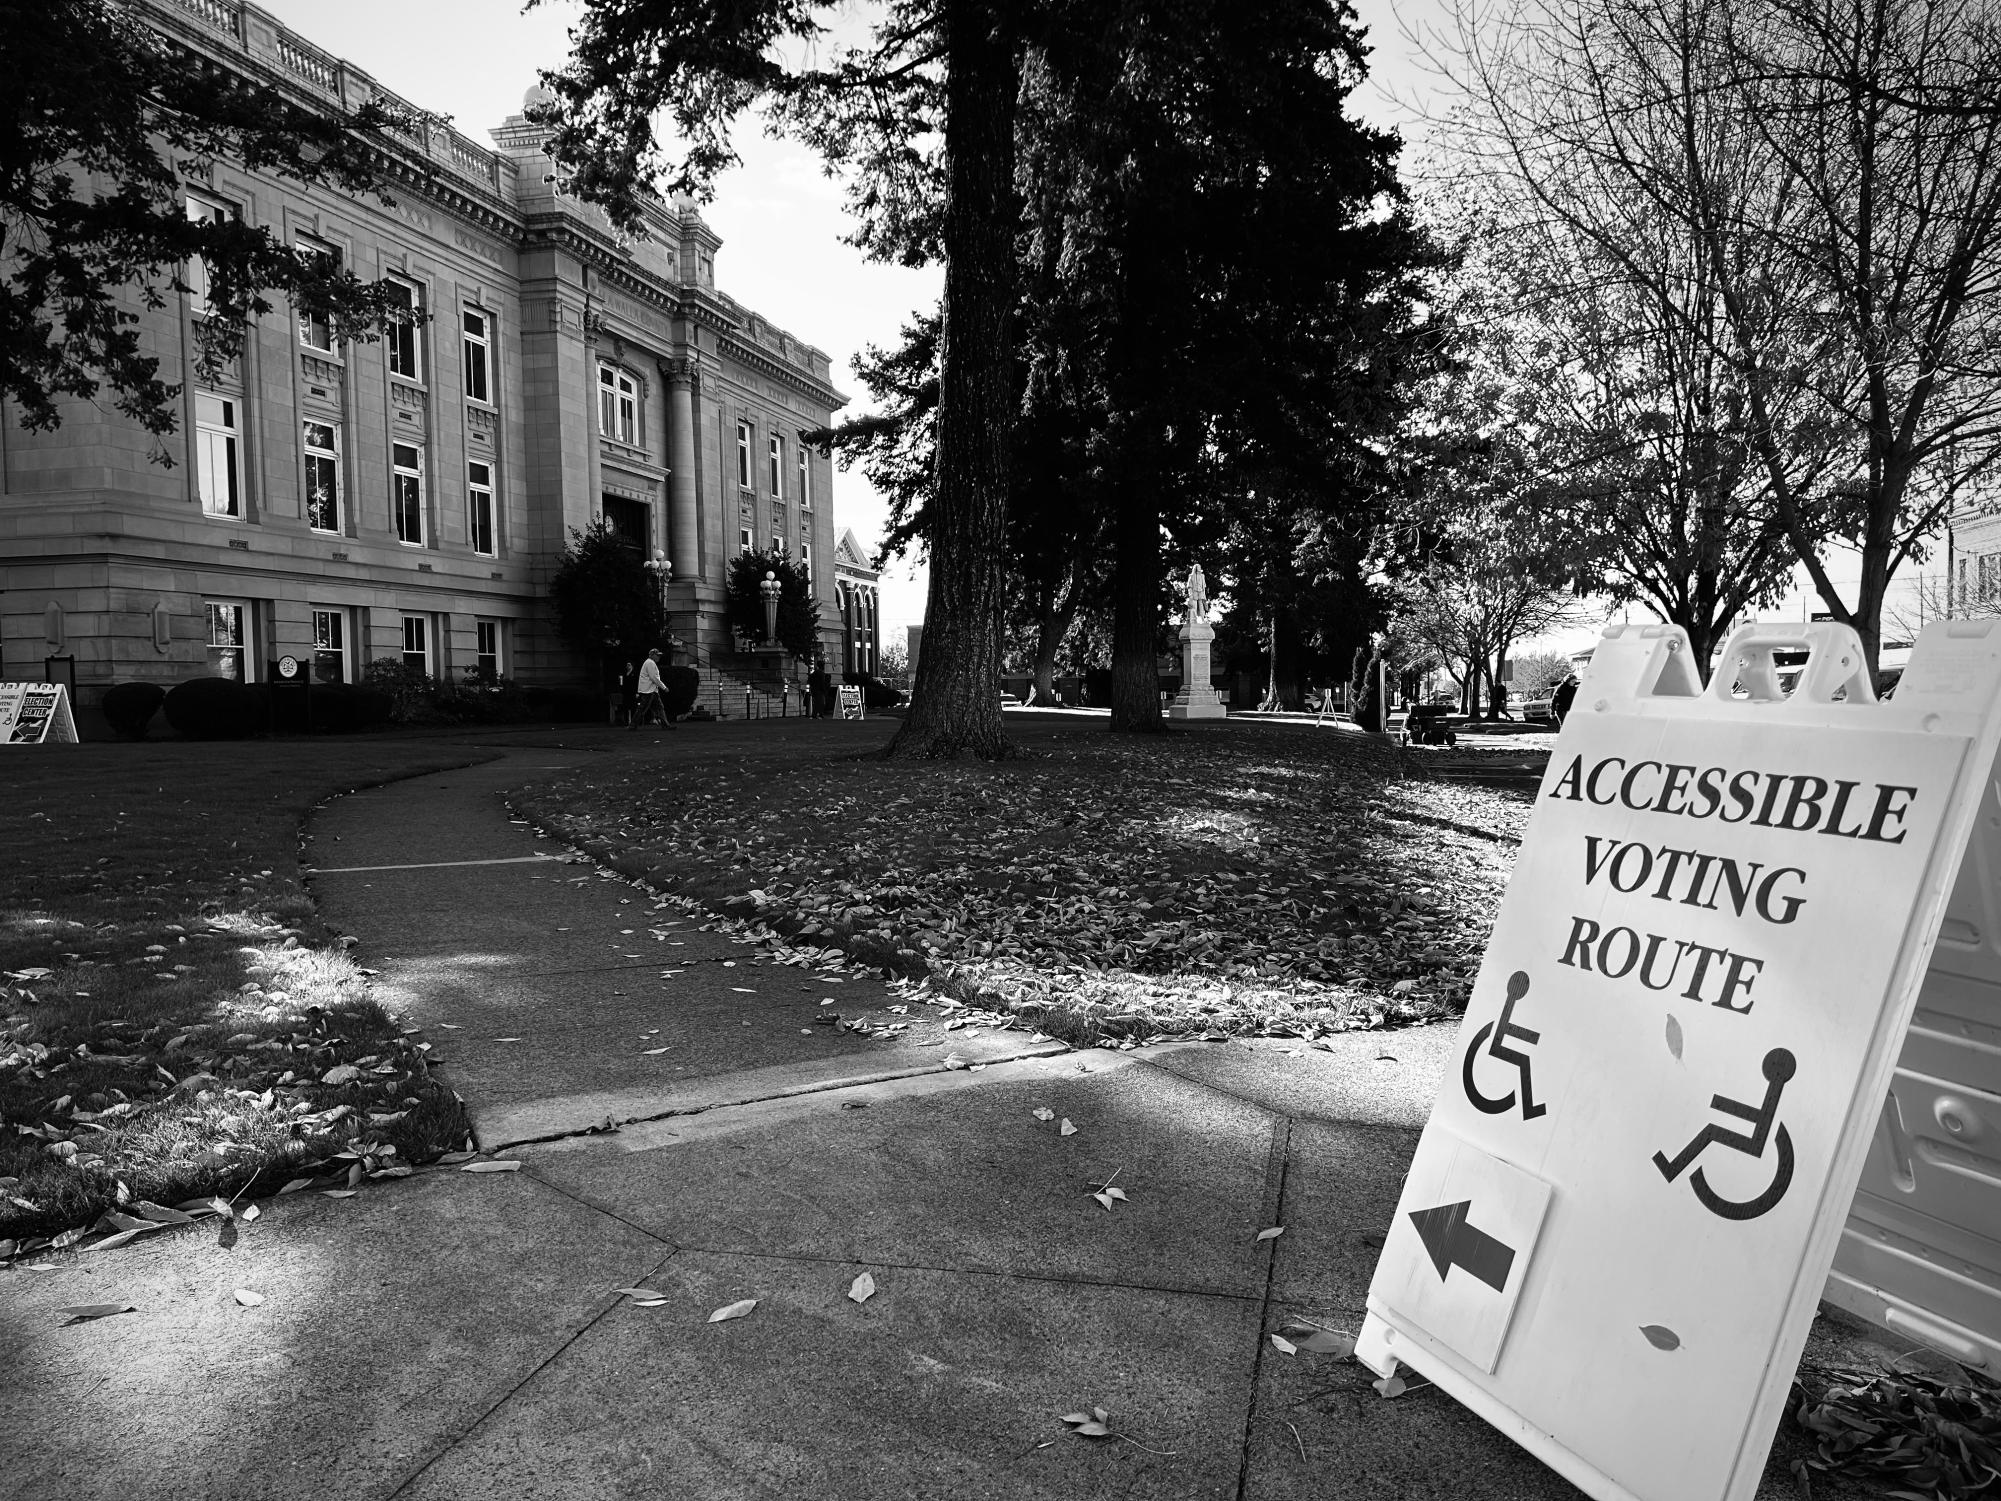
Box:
[1552,672,1580,729]
[633,648,673,729]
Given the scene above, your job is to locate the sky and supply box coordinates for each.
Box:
[253,0,1457,641]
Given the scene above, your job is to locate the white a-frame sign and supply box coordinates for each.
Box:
[1359,619,2001,1501]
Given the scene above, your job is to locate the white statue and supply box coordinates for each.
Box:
[1185,564,1209,624]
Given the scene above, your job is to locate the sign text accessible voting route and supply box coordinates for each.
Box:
[1358,620,2001,1501]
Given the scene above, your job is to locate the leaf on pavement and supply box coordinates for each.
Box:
[460,1161,523,1174]
[239,1203,261,1223]
[641,1046,672,1055]
[1058,1118,1078,1136]
[1256,1226,1284,1242]
[1031,1107,1055,1121]
[51,1225,88,1249]
[322,1189,358,1199]
[1270,1334,1298,1355]
[941,1054,970,1070]
[1639,1324,1681,1351]
[320,1064,361,1086]
[1373,1374,1407,1399]
[277,1178,314,1195]
[708,1298,758,1323]
[233,1289,265,1307]
[1282,1326,1357,1357]
[58,1302,135,1322]
[847,1272,876,1305]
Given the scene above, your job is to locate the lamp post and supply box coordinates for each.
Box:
[760,570,782,644]
[645,549,673,661]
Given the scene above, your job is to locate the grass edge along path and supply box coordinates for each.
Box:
[1,744,501,1260]
[508,723,1529,1050]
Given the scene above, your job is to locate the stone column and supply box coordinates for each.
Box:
[665,361,700,581]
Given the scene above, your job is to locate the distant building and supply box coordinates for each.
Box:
[831,529,880,676]
[0,0,849,702]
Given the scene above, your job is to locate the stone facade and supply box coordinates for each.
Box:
[831,529,881,676]
[0,0,848,700]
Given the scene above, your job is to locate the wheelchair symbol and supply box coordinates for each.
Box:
[1652,1048,1796,1222]
[1463,970,1546,1121]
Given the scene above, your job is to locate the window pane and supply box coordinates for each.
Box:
[206,602,245,680]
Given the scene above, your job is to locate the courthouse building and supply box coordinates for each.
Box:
[0,0,849,701]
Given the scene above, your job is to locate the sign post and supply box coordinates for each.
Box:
[0,682,79,745]
[1358,620,2001,1501]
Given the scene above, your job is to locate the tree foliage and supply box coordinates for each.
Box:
[725,547,821,661]
[549,520,667,672]
[2,0,422,445]
[1444,0,2001,669]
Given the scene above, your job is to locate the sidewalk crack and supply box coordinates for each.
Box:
[1235,1114,1293,1501]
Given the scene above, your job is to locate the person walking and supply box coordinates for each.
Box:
[1551,672,1580,730]
[632,648,672,730]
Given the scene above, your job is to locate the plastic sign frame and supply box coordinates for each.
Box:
[0,682,78,744]
[1357,619,2001,1501]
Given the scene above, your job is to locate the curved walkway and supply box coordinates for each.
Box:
[7,724,1616,1501]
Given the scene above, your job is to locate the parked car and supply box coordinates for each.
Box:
[1521,693,1556,723]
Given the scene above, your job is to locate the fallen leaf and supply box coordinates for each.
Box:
[615,1287,666,1300]
[322,1189,358,1199]
[1069,1421,1112,1437]
[320,1064,361,1086]
[1284,1327,1357,1357]
[1059,1118,1078,1136]
[1031,1107,1055,1121]
[436,1151,477,1164]
[460,1161,523,1174]
[239,1204,261,1223]
[1270,1334,1298,1355]
[941,1054,970,1070]
[233,1288,265,1307]
[1373,1374,1407,1399]
[709,1298,758,1323]
[1665,1014,1684,1062]
[641,1046,672,1055]
[848,1272,877,1304]
[1639,1324,1681,1351]
[1256,1226,1284,1242]
[277,1178,314,1195]
[58,1302,135,1322]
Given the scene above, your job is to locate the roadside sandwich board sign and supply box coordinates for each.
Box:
[1358,619,2001,1501]
[0,682,78,744]
[838,684,865,720]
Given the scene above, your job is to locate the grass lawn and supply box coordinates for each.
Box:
[1,739,495,1255]
[514,717,1531,1046]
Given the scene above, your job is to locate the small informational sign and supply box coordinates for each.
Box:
[0,682,79,744]
[276,654,301,680]
[1357,621,2001,1501]
[838,684,865,721]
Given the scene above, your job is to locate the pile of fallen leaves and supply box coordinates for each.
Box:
[516,724,1529,1044]
[1791,1357,2001,1499]
[1,917,466,1252]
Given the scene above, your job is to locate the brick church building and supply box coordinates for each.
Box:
[0,0,850,703]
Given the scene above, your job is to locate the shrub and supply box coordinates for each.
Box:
[163,677,265,740]
[311,684,393,733]
[101,681,165,740]
[662,664,699,718]
[363,657,444,723]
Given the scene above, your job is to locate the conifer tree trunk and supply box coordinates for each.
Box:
[887,0,1017,759]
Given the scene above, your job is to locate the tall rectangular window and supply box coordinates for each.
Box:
[467,460,495,556]
[800,542,812,586]
[475,619,501,680]
[303,421,340,532]
[768,433,782,496]
[739,523,754,554]
[385,276,422,381]
[771,503,786,551]
[195,392,241,518]
[311,607,348,684]
[401,615,429,676]
[736,421,752,489]
[206,601,247,680]
[294,235,335,351]
[798,440,810,508]
[598,364,637,444]
[602,494,649,552]
[462,308,491,403]
[392,442,424,545]
[184,193,234,316]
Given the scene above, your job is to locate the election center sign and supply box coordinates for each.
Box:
[1357,620,2001,1501]
[0,682,77,744]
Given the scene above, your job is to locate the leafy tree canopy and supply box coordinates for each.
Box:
[3,0,423,445]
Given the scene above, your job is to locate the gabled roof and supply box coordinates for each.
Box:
[833,529,876,578]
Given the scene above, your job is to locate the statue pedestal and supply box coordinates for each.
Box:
[1167,618,1228,719]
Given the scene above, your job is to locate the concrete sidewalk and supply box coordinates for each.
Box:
[1,733,1877,1500]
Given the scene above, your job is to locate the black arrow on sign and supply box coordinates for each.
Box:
[1408,1199,1516,1293]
